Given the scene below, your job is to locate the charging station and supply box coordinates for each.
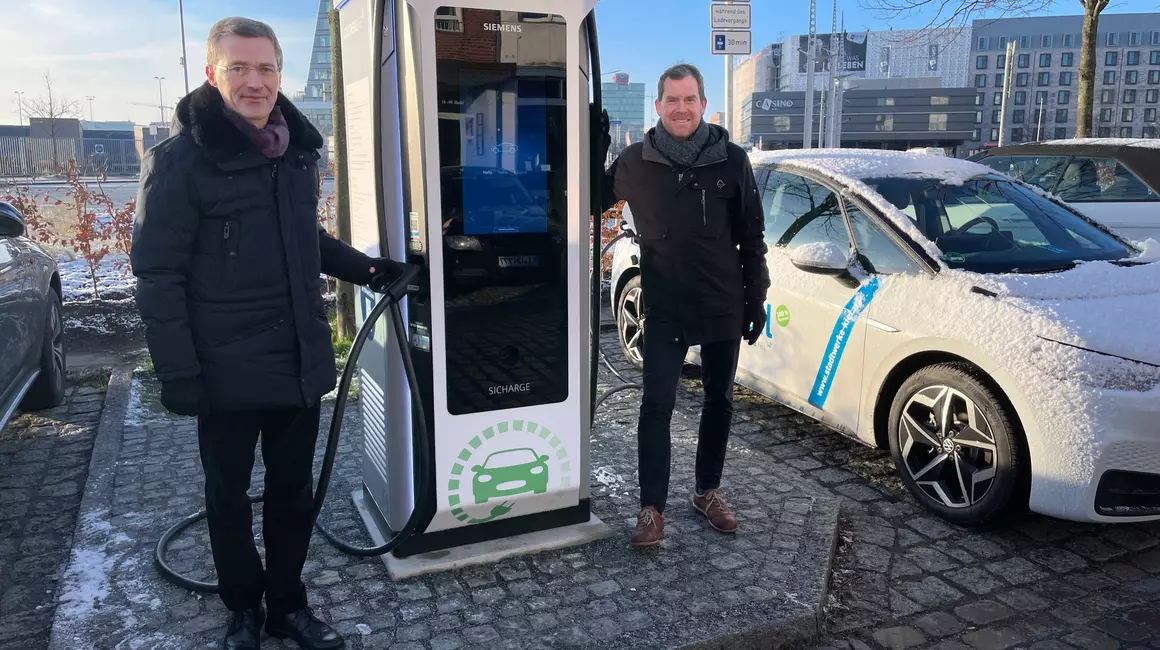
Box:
[335,0,609,574]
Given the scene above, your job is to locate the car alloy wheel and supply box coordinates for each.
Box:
[49,297,65,392]
[898,385,997,508]
[617,277,644,371]
[887,363,1026,526]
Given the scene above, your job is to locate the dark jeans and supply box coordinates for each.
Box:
[638,329,741,513]
[197,403,321,616]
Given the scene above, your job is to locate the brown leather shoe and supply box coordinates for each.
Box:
[693,488,738,534]
[630,506,664,548]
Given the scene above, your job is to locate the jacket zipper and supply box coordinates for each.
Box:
[223,221,235,258]
[701,190,706,226]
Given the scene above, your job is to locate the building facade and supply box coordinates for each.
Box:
[743,87,976,153]
[968,13,1160,151]
[601,73,646,152]
[732,43,783,142]
[777,27,972,92]
[298,0,335,148]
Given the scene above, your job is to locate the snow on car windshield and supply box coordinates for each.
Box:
[862,175,1135,274]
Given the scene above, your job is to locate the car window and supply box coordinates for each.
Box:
[1054,157,1157,202]
[844,201,920,274]
[978,155,1070,191]
[864,175,1135,274]
[764,172,851,249]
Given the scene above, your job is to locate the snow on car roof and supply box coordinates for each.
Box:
[1032,137,1160,150]
[750,148,995,185]
[748,149,1003,264]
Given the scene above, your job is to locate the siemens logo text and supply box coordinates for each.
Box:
[483,23,522,32]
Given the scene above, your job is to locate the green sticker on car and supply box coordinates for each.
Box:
[775,305,791,327]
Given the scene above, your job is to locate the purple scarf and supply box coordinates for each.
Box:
[224,105,290,158]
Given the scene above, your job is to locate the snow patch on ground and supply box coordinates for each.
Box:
[51,509,141,648]
[58,254,135,302]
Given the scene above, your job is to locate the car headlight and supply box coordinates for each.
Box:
[477,474,492,483]
[447,236,482,251]
[1037,337,1160,392]
[530,466,544,475]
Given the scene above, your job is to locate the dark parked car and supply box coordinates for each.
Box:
[0,201,65,430]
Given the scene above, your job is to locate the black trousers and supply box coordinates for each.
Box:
[637,328,741,513]
[197,403,321,615]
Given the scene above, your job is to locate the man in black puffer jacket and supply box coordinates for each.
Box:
[598,63,771,550]
[131,17,405,650]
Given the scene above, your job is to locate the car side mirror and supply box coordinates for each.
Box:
[471,465,483,473]
[789,241,853,276]
[0,208,24,238]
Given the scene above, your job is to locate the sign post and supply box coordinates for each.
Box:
[710,0,751,138]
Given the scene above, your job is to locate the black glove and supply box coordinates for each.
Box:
[743,302,766,346]
[160,377,202,417]
[591,104,611,165]
[368,257,415,301]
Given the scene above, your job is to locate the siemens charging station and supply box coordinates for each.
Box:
[335,0,608,573]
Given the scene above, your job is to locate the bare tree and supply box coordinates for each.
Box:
[861,0,1109,141]
[20,72,82,173]
[1076,0,1111,138]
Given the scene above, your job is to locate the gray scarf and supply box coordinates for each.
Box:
[651,118,711,169]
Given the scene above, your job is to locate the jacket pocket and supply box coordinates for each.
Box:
[212,317,284,348]
[696,184,733,240]
[195,217,241,288]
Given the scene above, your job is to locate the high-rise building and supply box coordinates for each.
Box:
[296,0,335,157]
[966,13,1160,152]
[601,73,646,152]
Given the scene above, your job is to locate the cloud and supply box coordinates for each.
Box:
[1,0,324,126]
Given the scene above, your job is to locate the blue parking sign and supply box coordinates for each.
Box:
[715,34,726,51]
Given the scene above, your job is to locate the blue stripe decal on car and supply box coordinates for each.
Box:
[808,276,882,410]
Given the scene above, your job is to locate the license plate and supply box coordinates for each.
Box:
[498,255,540,268]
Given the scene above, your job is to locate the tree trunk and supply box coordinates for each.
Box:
[329,9,357,341]
[1076,3,1101,138]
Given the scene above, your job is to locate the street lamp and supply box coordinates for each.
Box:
[13,91,24,126]
[154,76,166,124]
[86,96,95,122]
[178,0,190,95]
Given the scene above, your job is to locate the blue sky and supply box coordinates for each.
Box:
[2,0,1159,127]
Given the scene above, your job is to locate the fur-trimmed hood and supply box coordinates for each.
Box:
[172,81,323,159]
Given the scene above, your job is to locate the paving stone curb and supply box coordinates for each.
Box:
[46,364,134,650]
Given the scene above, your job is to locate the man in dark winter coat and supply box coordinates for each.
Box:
[599,63,771,549]
[131,17,406,650]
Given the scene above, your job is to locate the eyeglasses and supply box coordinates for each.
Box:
[216,64,280,79]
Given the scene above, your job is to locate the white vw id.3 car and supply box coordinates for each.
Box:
[610,149,1160,526]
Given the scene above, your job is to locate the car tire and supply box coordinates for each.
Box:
[21,292,66,411]
[616,275,645,372]
[887,362,1026,527]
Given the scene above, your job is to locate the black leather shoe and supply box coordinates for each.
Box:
[265,606,345,649]
[224,607,264,650]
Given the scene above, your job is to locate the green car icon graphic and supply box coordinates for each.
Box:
[472,447,549,504]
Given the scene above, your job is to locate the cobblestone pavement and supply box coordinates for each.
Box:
[46,340,842,650]
[0,373,109,650]
[46,326,1160,650]
[600,330,1160,650]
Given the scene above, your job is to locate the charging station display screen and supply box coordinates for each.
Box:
[435,8,569,415]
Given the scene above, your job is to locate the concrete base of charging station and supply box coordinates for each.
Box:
[352,488,614,580]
